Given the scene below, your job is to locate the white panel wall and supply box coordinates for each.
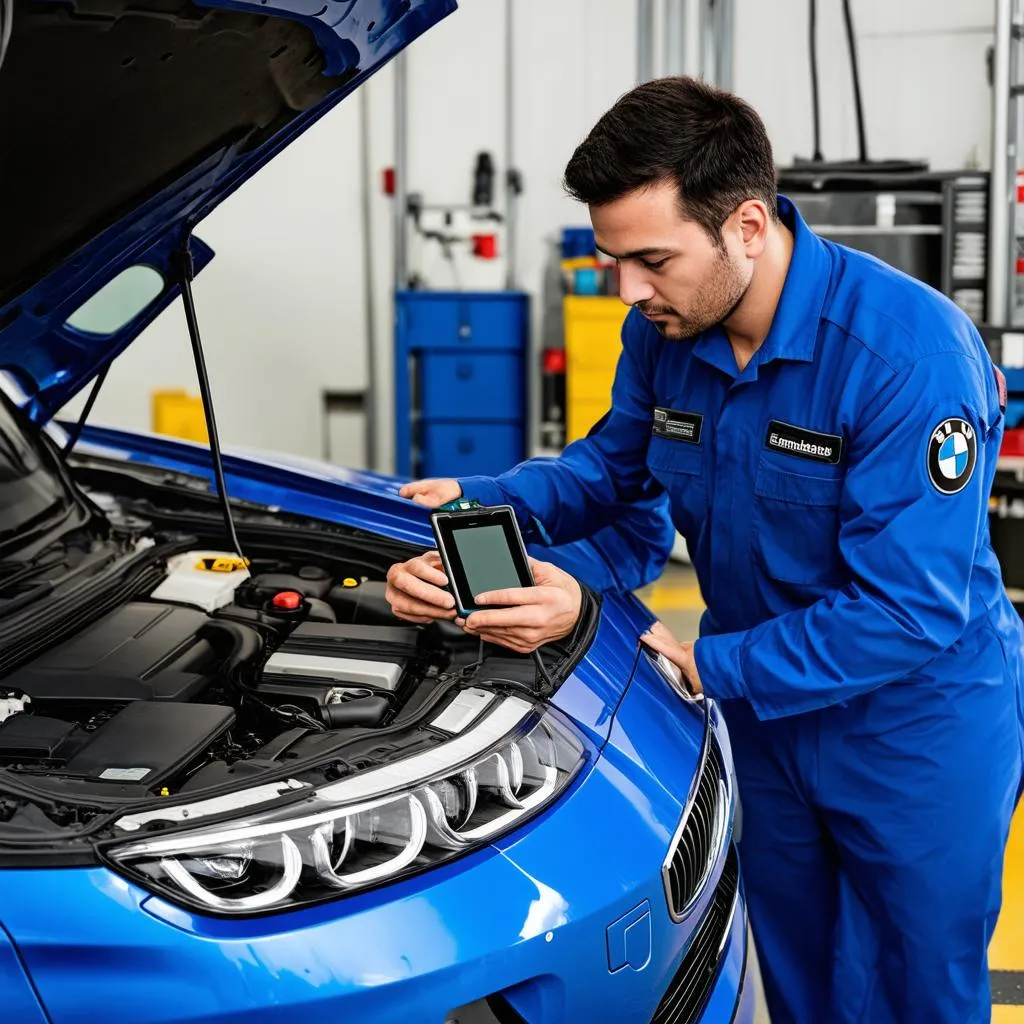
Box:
[735,0,995,171]
[62,0,997,471]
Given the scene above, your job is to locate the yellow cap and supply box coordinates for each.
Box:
[160,787,170,797]
[195,556,249,573]
[342,577,359,588]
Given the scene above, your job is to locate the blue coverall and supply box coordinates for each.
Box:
[458,197,1024,1024]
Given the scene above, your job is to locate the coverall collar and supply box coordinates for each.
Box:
[691,195,832,380]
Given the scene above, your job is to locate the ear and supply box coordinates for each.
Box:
[734,200,770,258]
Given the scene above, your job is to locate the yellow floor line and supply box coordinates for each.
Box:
[994,1006,1024,1021]
[992,808,1024,972]
[642,582,706,613]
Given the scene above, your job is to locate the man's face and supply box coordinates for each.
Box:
[591,181,751,340]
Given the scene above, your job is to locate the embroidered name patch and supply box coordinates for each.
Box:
[765,420,843,464]
[653,407,703,444]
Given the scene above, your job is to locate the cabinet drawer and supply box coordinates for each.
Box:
[397,292,528,351]
[420,353,523,421]
[420,423,524,478]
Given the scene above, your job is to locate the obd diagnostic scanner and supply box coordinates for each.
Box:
[430,504,533,618]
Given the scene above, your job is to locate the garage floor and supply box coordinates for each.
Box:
[637,563,1024,1023]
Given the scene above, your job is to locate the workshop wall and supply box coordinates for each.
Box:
[739,0,994,172]
[61,0,996,471]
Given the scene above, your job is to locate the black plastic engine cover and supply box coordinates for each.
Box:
[328,580,399,625]
[0,715,79,760]
[2,602,214,702]
[279,623,419,661]
[64,701,234,785]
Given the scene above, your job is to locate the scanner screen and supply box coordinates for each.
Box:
[453,524,522,600]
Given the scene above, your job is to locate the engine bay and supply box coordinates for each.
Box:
[0,457,595,850]
[0,555,422,787]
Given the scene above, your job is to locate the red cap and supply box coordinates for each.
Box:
[272,591,303,611]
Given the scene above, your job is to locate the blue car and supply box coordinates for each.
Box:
[0,1,753,1022]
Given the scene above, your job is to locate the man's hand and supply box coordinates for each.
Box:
[460,559,582,654]
[385,551,458,624]
[398,478,463,509]
[640,620,704,697]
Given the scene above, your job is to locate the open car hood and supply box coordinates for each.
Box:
[0,0,455,424]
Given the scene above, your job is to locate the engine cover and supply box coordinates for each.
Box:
[3,602,215,703]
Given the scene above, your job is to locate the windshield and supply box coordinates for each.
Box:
[0,393,67,541]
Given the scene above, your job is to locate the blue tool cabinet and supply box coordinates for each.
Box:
[394,290,529,479]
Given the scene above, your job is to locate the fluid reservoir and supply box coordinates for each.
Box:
[149,550,251,612]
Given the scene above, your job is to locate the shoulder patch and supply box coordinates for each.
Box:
[927,418,977,494]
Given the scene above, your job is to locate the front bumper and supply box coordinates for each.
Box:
[0,661,748,1024]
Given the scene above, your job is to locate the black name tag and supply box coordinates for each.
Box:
[653,407,703,444]
[765,420,843,464]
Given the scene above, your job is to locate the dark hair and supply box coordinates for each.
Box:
[564,76,778,240]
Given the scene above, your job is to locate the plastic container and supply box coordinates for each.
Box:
[561,227,596,260]
[151,390,208,443]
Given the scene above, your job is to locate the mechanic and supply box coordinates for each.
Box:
[384,77,1024,1024]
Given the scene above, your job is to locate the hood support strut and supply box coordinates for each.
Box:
[173,238,247,566]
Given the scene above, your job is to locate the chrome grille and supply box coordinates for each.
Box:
[663,736,728,920]
[652,844,740,1024]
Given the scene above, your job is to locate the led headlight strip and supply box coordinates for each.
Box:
[108,695,585,916]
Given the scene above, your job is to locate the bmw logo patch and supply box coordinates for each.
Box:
[927,418,977,495]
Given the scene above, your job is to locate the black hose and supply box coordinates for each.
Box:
[842,0,868,163]
[61,365,109,460]
[174,245,247,564]
[531,649,555,696]
[199,619,328,732]
[808,0,824,162]
[198,619,263,682]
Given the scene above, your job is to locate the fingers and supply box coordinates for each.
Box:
[462,605,555,654]
[465,604,545,631]
[394,611,443,625]
[400,554,449,589]
[639,629,671,651]
[640,629,691,665]
[397,478,462,506]
[464,628,538,654]
[471,586,540,608]
[386,587,457,622]
[526,558,561,584]
[647,619,677,641]
[384,555,457,623]
[386,564,454,608]
[412,492,443,508]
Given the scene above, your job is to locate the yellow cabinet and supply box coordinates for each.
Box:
[563,296,628,443]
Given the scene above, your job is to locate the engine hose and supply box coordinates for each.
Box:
[197,619,263,689]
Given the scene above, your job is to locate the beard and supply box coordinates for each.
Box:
[636,249,750,341]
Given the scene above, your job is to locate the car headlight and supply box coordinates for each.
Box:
[105,697,585,916]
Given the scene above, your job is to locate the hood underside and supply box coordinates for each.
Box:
[0,0,455,421]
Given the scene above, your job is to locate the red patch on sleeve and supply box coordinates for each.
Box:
[995,365,1008,411]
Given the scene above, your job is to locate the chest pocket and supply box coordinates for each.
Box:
[751,459,845,588]
[647,436,709,546]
